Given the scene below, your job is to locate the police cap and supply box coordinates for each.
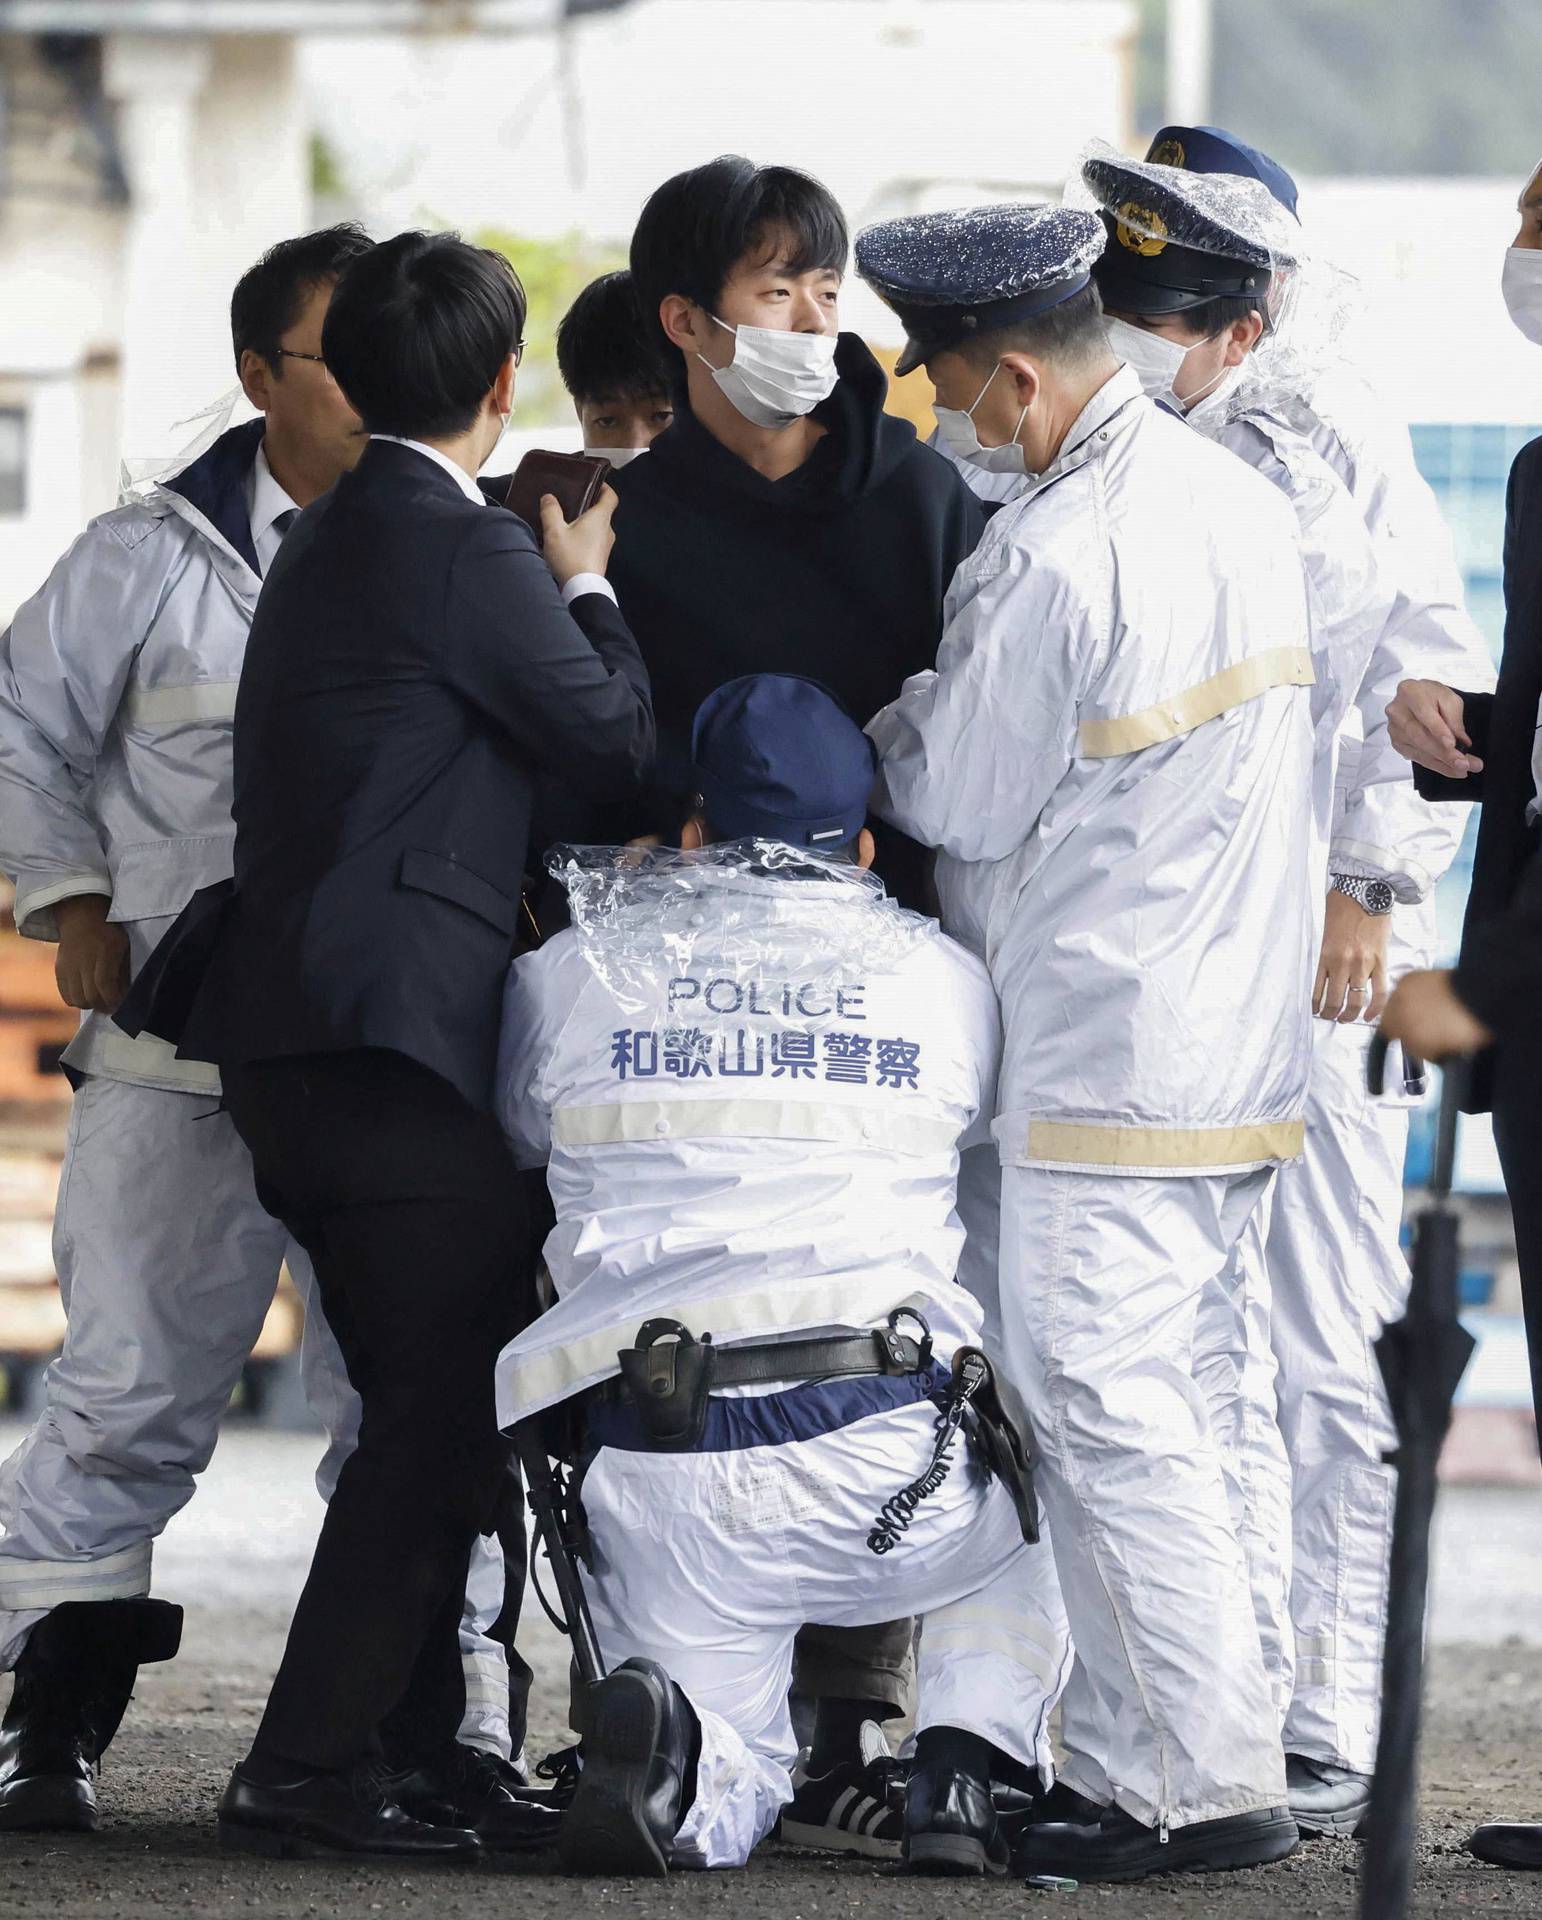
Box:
[1144,125,1299,218]
[856,202,1105,376]
[691,674,876,851]
[1082,142,1298,320]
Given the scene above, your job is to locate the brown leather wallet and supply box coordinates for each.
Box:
[498,450,612,544]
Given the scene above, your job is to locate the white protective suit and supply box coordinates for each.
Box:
[495,849,1072,1868]
[869,365,1332,1833]
[0,419,511,1751]
[1198,377,1495,1771]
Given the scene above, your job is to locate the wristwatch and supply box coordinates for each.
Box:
[1331,873,1394,915]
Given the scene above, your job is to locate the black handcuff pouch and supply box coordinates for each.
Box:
[957,1347,1041,1547]
[616,1319,715,1449]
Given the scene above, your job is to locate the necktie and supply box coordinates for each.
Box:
[259,508,299,579]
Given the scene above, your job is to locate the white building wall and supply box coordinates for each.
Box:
[304,0,1137,243]
[0,30,308,624]
[1303,175,1541,428]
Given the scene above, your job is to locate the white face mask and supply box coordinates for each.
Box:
[933,363,1030,475]
[1502,247,1542,346]
[1105,317,1189,407]
[1182,359,1247,427]
[699,316,839,430]
[583,445,649,467]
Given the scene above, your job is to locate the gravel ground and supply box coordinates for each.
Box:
[0,1427,1539,1920]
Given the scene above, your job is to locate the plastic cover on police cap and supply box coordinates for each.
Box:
[1070,137,1361,412]
[545,840,930,1030]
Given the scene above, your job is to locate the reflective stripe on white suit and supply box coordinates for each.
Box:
[870,367,1320,1829]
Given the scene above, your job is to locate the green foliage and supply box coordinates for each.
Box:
[472,226,626,424]
[309,132,346,201]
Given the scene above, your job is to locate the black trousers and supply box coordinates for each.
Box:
[1492,1042,1542,1459]
[222,1049,531,1771]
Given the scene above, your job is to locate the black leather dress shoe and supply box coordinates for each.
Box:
[1286,1754,1372,1838]
[392,1744,563,1853]
[904,1761,1008,1875]
[560,1659,697,1877]
[1469,1822,1542,1868]
[218,1761,481,1860]
[1014,1804,1299,1883]
[0,1598,182,1833]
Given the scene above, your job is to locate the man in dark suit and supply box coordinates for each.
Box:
[176,230,653,1859]
[1383,160,1542,1438]
[1381,160,1542,1874]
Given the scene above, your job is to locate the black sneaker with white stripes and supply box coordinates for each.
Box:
[779,1722,905,1860]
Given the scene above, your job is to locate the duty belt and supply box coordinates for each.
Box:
[597,1311,933,1448]
[590,1310,1042,1555]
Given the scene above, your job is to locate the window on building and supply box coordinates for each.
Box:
[0,408,25,515]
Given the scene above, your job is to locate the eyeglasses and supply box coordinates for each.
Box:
[272,341,526,372]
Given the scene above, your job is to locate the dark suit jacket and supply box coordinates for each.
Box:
[178,438,653,1112]
[1413,434,1542,1094]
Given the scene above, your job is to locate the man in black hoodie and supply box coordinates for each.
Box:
[596,155,984,1857]
[611,155,984,914]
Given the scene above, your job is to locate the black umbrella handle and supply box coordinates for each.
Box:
[1365,1036,1469,1203]
[1365,1031,1424,1098]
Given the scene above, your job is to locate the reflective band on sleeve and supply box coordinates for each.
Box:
[1024,1118,1305,1169]
[552,1098,955,1158]
[122,680,240,727]
[1077,646,1315,758]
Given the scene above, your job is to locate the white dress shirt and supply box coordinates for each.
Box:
[244,441,301,577]
[372,434,614,608]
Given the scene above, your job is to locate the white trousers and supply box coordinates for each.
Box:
[579,1390,1072,1869]
[1234,1019,1409,1774]
[0,1076,511,1753]
[997,1164,1286,1831]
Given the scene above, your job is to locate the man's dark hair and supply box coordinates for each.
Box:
[556,270,672,406]
[630,156,848,384]
[230,223,374,372]
[1179,293,1266,339]
[958,281,1112,372]
[321,230,528,439]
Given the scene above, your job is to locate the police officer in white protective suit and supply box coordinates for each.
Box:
[496,673,1073,1878]
[0,229,533,1842]
[857,200,1333,1883]
[1080,128,1495,1840]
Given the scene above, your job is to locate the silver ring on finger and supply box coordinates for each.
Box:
[1347,984,1371,998]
